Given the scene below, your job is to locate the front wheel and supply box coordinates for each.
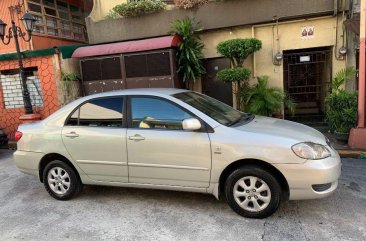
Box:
[225,166,282,219]
[43,160,82,200]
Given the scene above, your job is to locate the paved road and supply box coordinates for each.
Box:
[0,149,365,241]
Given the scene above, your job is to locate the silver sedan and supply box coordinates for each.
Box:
[14,88,341,218]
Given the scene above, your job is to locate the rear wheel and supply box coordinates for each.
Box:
[225,166,281,219]
[43,160,82,200]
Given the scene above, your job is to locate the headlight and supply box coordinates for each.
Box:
[291,142,331,160]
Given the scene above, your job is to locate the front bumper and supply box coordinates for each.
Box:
[274,152,341,200]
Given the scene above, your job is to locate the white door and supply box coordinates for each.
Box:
[127,96,212,188]
[62,97,128,182]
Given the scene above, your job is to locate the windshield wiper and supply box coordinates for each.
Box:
[229,114,254,127]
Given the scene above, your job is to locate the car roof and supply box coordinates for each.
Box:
[84,88,190,99]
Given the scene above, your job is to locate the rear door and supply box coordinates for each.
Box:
[62,96,128,182]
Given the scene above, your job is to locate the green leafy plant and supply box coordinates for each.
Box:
[325,90,357,133]
[174,0,208,9]
[325,67,358,134]
[170,18,205,89]
[217,38,262,66]
[331,66,357,92]
[216,38,262,110]
[243,76,295,116]
[112,0,166,18]
[61,72,79,97]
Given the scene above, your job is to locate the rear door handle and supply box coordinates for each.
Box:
[128,134,145,141]
[65,131,79,138]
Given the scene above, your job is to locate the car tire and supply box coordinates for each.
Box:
[43,160,82,200]
[225,166,281,219]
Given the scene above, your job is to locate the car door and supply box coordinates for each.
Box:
[62,96,128,182]
[127,96,212,188]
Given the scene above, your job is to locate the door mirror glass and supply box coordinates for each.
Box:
[182,118,202,131]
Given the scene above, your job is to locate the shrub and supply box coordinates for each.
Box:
[174,0,208,9]
[216,38,262,110]
[243,76,295,116]
[112,0,166,18]
[170,18,205,88]
[217,38,262,66]
[216,68,251,83]
[325,90,358,133]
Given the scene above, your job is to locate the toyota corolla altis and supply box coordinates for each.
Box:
[14,89,341,218]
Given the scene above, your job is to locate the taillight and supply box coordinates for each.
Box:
[15,131,23,142]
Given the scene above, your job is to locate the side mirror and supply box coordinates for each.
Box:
[182,118,202,131]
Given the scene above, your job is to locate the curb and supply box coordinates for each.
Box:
[336,149,366,158]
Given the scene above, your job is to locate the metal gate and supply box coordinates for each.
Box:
[283,47,332,117]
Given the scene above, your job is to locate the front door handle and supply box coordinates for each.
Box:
[65,131,79,138]
[128,134,145,141]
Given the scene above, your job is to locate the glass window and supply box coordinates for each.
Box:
[59,11,69,20]
[45,7,57,16]
[173,92,248,127]
[44,0,55,7]
[46,17,57,27]
[56,0,68,11]
[79,98,123,127]
[60,21,71,30]
[28,3,42,13]
[33,25,45,34]
[47,28,58,36]
[61,30,72,38]
[131,97,192,130]
[33,15,44,25]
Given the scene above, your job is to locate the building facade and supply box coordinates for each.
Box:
[80,0,358,121]
[0,0,92,140]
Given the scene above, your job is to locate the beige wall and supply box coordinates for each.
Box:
[200,15,347,89]
[89,0,127,21]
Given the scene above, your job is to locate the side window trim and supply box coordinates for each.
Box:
[64,96,126,128]
[126,95,211,132]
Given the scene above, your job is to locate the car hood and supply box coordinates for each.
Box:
[234,116,327,145]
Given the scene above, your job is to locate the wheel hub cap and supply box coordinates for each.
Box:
[47,167,71,195]
[233,176,271,212]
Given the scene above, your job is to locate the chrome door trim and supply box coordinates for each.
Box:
[76,160,127,166]
[128,162,210,171]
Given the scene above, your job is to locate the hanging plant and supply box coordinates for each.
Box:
[112,0,167,18]
[174,0,208,9]
[169,18,206,89]
[61,72,79,98]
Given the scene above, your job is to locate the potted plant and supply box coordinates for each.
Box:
[325,90,358,142]
[325,67,357,142]
[243,75,295,117]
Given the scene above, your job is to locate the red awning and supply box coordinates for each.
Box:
[72,35,181,58]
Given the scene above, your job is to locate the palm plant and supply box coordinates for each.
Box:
[331,66,357,92]
[243,76,295,116]
[170,18,206,89]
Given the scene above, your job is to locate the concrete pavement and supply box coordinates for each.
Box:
[0,149,365,241]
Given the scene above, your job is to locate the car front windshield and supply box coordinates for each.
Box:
[173,91,250,127]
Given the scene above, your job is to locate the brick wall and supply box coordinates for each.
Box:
[0,74,43,109]
[0,55,60,140]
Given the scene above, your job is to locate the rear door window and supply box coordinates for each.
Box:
[66,97,124,127]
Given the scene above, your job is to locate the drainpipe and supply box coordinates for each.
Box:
[358,0,366,128]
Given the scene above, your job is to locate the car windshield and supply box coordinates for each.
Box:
[173,92,252,127]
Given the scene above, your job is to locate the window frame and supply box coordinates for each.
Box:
[64,96,127,128]
[26,0,87,42]
[126,95,212,133]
